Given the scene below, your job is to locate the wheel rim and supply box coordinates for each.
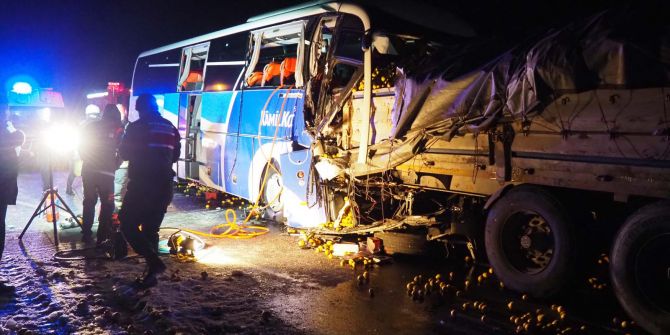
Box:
[264,171,283,212]
[633,233,670,313]
[501,211,555,274]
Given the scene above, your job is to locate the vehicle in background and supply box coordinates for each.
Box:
[5,82,70,175]
[130,2,670,334]
[85,82,130,123]
[6,82,65,154]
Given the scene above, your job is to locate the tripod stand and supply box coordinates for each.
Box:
[19,154,79,246]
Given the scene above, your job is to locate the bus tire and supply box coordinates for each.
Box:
[260,163,285,223]
[485,185,576,298]
[610,201,670,335]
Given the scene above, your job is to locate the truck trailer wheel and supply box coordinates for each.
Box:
[485,186,576,297]
[610,201,670,335]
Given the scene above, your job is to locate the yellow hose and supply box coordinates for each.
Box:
[177,209,269,240]
[175,85,294,240]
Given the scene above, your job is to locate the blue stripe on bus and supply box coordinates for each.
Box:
[221,88,305,199]
[201,92,234,124]
[141,88,308,202]
[163,93,180,116]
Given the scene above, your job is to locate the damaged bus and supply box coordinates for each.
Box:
[130,2,670,333]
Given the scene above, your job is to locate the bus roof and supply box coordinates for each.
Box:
[246,0,333,23]
[137,1,475,58]
[138,1,341,58]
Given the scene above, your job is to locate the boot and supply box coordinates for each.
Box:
[136,255,166,289]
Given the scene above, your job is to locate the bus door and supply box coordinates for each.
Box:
[177,42,209,180]
[184,94,202,180]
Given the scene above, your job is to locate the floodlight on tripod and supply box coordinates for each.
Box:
[19,123,81,246]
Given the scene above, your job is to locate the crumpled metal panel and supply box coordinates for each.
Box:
[353,4,670,176]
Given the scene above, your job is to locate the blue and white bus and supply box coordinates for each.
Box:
[130,2,379,228]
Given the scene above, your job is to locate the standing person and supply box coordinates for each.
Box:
[79,104,123,245]
[0,108,25,292]
[67,107,101,195]
[119,94,180,288]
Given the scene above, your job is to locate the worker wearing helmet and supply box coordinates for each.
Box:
[118,94,180,288]
[79,104,123,245]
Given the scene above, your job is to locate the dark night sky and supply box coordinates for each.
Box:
[0,0,303,110]
[0,0,615,112]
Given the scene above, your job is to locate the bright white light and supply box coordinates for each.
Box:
[196,247,239,265]
[11,82,33,95]
[39,108,51,122]
[43,123,80,153]
[85,104,101,116]
[86,92,108,99]
[155,95,165,109]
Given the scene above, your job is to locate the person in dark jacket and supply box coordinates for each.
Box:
[79,104,123,244]
[119,94,180,288]
[0,108,25,292]
[66,107,101,196]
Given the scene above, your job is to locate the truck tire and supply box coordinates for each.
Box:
[610,201,670,335]
[261,163,284,223]
[485,185,576,297]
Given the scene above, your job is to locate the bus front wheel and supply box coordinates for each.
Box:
[261,163,284,223]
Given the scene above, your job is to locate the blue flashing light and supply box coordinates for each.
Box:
[11,82,33,95]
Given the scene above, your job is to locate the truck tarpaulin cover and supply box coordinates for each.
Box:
[358,4,670,175]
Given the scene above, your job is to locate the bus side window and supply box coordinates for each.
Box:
[133,50,181,95]
[245,23,305,88]
[205,33,248,91]
[178,43,210,92]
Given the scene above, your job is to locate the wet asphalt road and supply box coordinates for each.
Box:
[0,172,646,334]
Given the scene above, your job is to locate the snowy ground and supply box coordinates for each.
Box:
[0,173,646,334]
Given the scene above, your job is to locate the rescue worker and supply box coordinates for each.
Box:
[0,107,25,292]
[67,106,101,195]
[79,104,123,244]
[119,94,180,288]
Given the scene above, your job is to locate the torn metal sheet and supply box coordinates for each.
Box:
[349,4,670,175]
